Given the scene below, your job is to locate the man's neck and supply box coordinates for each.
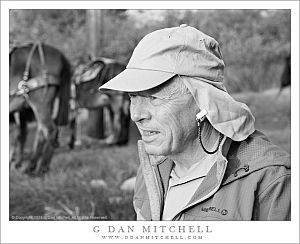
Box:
[170,122,220,174]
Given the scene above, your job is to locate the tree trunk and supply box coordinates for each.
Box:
[87,9,104,57]
[86,10,105,139]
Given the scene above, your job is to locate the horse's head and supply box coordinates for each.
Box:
[9,44,32,114]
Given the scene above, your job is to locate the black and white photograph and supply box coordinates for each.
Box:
[1,1,299,243]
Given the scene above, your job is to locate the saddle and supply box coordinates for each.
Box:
[76,60,105,84]
[75,57,117,83]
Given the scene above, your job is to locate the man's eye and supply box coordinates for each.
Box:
[149,96,157,100]
[129,94,136,99]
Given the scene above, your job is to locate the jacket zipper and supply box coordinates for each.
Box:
[153,165,163,219]
[172,158,228,220]
[172,174,223,220]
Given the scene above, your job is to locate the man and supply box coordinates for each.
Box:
[99,25,291,220]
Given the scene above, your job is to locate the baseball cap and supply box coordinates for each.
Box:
[99,24,255,142]
[99,24,225,92]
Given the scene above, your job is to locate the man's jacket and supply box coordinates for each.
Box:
[133,130,291,220]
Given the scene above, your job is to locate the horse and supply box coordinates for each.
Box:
[9,41,71,176]
[277,54,291,97]
[280,54,291,89]
[70,57,130,148]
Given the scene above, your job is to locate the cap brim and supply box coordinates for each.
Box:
[98,68,175,92]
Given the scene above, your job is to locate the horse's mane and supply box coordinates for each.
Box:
[9,42,33,54]
[9,42,34,66]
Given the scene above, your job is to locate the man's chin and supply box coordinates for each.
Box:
[144,143,168,157]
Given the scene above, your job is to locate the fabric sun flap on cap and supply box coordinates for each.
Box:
[182,76,255,141]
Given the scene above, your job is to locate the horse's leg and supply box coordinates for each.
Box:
[68,114,76,149]
[72,108,88,147]
[51,97,60,148]
[9,113,20,167]
[23,123,44,174]
[15,111,28,167]
[37,121,57,175]
[117,98,130,145]
[25,114,57,176]
[68,91,77,149]
[105,95,123,145]
[104,106,115,145]
[112,95,131,145]
[9,112,28,169]
[112,108,122,143]
[104,105,117,145]
[23,87,58,176]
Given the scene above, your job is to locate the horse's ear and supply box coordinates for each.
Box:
[9,42,18,55]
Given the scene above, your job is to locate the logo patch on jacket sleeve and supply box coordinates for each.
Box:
[201,206,228,216]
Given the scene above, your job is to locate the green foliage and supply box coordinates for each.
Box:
[163,10,290,92]
[232,88,290,153]
[9,9,291,92]
[10,9,87,62]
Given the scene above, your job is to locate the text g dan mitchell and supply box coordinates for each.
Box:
[93,225,212,234]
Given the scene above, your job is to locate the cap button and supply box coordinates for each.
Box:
[179,24,188,28]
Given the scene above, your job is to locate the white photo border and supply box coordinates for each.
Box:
[1,1,299,243]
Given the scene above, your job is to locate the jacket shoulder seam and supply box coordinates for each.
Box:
[255,173,291,199]
[223,163,290,185]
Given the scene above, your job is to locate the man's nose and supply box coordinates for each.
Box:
[130,97,151,123]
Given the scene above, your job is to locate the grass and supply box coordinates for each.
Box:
[10,142,140,221]
[9,88,291,220]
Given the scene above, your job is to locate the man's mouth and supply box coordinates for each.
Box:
[139,128,160,142]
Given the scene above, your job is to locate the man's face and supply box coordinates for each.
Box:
[129,82,199,156]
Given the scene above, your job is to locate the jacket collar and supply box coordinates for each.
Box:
[222,130,290,185]
[154,130,290,220]
[156,136,232,218]
[157,130,291,196]
[184,136,231,209]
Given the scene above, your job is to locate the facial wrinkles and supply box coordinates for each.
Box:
[130,85,193,127]
[129,81,199,155]
[171,97,198,152]
[155,93,197,152]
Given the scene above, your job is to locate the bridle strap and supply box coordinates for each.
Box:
[37,41,47,76]
[10,42,51,97]
[23,41,48,81]
[23,42,38,81]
